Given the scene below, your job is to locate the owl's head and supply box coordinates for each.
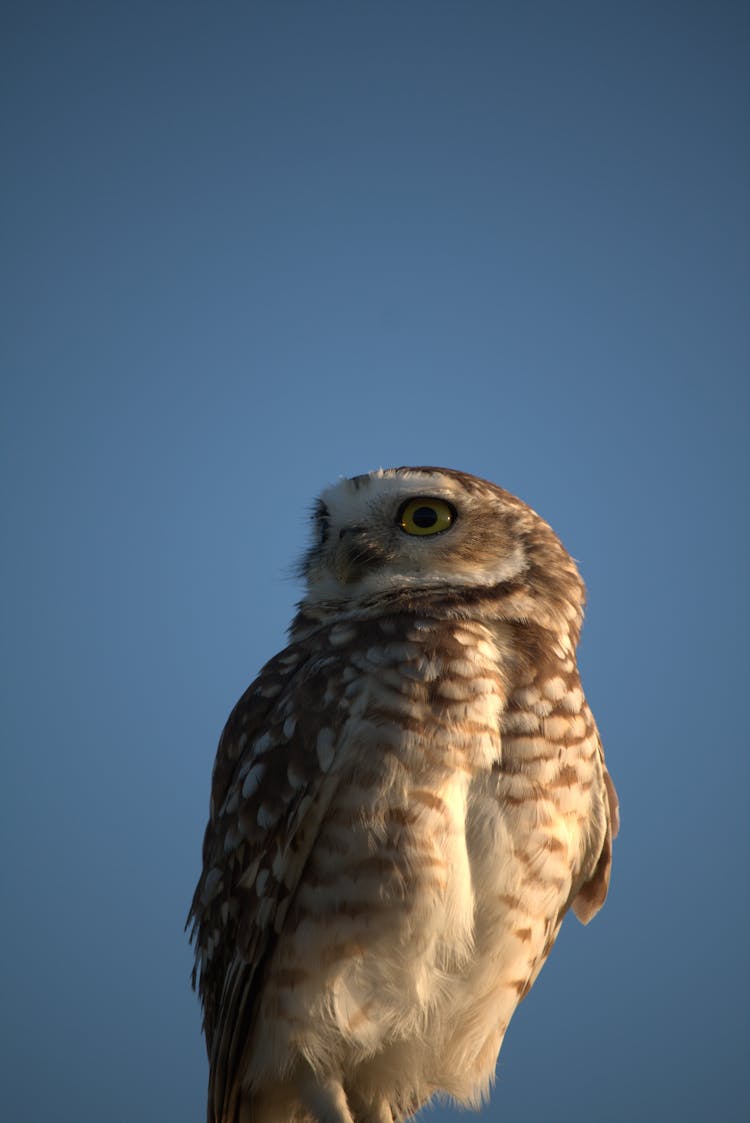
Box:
[296,467,584,634]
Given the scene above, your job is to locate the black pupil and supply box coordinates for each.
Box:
[412,506,438,528]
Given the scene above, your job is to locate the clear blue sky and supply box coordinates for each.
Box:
[2,3,748,1121]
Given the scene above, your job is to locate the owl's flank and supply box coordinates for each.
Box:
[188,466,619,1123]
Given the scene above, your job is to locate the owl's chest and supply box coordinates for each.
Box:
[334,626,505,803]
[304,627,508,947]
[335,622,507,768]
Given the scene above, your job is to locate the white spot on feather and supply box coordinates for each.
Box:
[252,732,274,756]
[242,763,265,799]
[271,847,286,880]
[437,679,470,701]
[316,728,336,771]
[542,677,567,702]
[561,686,584,713]
[542,715,570,741]
[237,855,261,890]
[223,824,244,854]
[257,897,275,928]
[329,623,357,645]
[503,710,541,734]
[201,867,222,904]
[515,686,540,707]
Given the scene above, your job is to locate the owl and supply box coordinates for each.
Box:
[188,466,619,1123]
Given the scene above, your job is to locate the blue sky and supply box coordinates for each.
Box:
[2,2,748,1121]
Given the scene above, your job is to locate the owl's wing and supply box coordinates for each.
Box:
[187,637,347,1123]
[571,735,620,924]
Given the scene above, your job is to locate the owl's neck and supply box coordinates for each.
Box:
[289,577,580,659]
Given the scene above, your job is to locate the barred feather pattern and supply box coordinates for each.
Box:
[188,467,618,1123]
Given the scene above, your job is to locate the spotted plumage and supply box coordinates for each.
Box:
[188,466,619,1123]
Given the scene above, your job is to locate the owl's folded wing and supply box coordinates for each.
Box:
[571,737,620,924]
[187,638,348,1123]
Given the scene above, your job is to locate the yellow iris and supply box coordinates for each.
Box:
[399,497,455,536]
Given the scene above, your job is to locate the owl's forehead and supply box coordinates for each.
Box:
[318,468,474,522]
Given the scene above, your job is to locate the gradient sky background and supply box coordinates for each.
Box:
[2,3,749,1121]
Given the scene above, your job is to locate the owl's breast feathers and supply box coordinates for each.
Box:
[188,608,617,1120]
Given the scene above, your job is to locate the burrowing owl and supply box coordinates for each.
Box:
[188,466,618,1123]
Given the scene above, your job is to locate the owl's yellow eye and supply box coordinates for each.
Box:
[398,497,456,536]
